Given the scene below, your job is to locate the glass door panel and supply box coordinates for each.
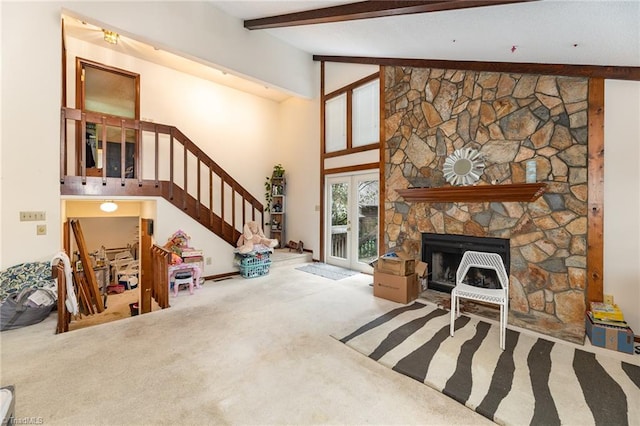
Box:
[327,177,350,268]
[354,174,379,267]
[325,172,379,273]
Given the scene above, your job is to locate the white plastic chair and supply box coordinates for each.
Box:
[449,250,509,350]
[112,250,139,290]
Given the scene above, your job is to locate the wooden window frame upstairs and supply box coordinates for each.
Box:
[75,58,141,177]
[322,72,380,159]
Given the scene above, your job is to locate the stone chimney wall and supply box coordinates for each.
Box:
[384,67,589,343]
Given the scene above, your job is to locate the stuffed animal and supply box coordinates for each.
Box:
[236,221,278,254]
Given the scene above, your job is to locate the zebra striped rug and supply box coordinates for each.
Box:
[334,301,640,425]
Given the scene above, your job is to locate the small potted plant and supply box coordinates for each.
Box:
[273,163,285,178]
[264,164,285,212]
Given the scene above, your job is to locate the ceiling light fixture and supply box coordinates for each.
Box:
[102,29,119,45]
[100,201,118,213]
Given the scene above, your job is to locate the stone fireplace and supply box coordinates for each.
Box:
[384,66,589,344]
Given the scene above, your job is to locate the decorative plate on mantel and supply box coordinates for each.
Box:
[442,148,485,186]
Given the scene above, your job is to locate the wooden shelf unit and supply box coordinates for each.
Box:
[395,183,547,203]
[270,175,285,248]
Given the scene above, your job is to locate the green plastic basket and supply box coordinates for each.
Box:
[239,256,272,278]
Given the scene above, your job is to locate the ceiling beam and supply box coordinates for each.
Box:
[244,0,536,30]
[313,55,640,81]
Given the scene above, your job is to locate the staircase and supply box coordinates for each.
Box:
[270,249,312,269]
[59,107,264,246]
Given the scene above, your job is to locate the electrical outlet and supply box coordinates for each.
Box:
[206,257,212,265]
[20,211,45,221]
[603,294,614,305]
[36,224,47,235]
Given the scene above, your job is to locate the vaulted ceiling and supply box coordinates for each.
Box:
[64,1,639,102]
[213,0,639,67]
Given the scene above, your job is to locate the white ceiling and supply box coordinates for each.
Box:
[65,1,639,103]
[213,0,639,67]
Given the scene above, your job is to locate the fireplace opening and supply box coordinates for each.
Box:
[422,233,510,293]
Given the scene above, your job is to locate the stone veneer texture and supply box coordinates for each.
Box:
[384,67,589,344]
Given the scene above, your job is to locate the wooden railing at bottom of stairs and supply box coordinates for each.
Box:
[56,260,70,334]
[151,245,172,309]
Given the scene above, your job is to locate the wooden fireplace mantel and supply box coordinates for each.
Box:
[396,183,547,203]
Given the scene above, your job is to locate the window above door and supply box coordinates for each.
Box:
[323,72,380,157]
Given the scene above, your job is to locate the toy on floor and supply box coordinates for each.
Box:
[236,221,278,254]
[287,240,304,254]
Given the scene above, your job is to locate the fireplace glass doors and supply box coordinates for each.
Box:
[422,233,510,293]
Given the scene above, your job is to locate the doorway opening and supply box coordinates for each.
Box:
[63,199,157,331]
[325,171,379,273]
[76,58,140,178]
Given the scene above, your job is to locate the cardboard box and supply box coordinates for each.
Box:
[415,261,428,291]
[585,312,635,354]
[376,251,416,276]
[373,271,419,304]
[415,261,428,278]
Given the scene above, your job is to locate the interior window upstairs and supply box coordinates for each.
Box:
[323,73,380,156]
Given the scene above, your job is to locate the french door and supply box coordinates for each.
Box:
[325,171,379,273]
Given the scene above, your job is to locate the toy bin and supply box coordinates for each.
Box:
[237,252,271,278]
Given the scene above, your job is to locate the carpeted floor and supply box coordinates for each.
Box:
[295,263,358,280]
[333,300,640,426]
[1,264,493,425]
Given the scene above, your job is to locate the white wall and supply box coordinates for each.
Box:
[1,3,63,268]
[60,1,316,98]
[604,79,640,333]
[278,92,321,255]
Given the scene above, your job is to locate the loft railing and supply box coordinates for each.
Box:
[59,107,263,246]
